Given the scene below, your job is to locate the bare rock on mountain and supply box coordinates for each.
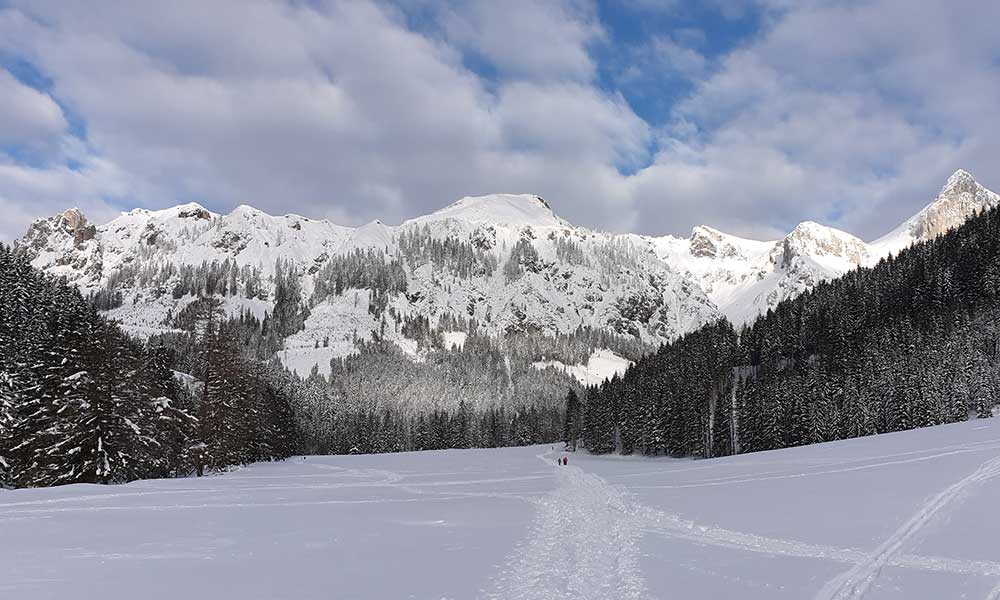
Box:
[910,169,999,241]
[777,222,869,269]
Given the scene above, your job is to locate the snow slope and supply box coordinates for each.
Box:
[406,193,569,229]
[532,349,633,386]
[3,418,1000,599]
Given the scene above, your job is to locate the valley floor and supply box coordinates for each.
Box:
[3,419,1000,599]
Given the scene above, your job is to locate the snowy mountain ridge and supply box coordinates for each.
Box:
[18,192,720,375]
[651,170,998,323]
[15,170,997,373]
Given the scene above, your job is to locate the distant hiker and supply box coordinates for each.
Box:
[562,457,568,466]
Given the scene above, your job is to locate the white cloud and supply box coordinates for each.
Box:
[0,0,998,245]
[497,82,650,167]
[629,0,1000,240]
[0,157,125,240]
[440,0,602,81]
[0,0,647,240]
[0,69,66,148]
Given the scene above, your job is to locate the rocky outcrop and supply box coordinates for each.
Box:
[22,208,97,252]
[909,169,1000,242]
[777,222,869,269]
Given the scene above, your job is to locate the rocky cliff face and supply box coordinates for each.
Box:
[909,169,999,241]
[19,208,103,280]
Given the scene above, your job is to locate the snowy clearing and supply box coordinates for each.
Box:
[532,349,633,387]
[3,418,1000,599]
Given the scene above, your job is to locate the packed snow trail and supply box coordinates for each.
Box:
[815,454,1000,600]
[483,452,650,600]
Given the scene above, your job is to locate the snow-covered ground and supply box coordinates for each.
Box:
[3,419,1000,599]
[532,349,633,386]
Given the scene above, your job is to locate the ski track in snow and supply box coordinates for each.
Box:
[482,442,1000,600]
[814,454,1000,600]
[482,451,650,600]
[631,444,1000,490]
[614,436,1000,483]
[636,504,1000,578]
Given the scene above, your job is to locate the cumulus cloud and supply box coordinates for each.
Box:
[440,0,603,81]
[0,157,126,240]
[0,69,66,148]
[630,0,1000,239]
[0,0,645,238]
[0,0,998,244]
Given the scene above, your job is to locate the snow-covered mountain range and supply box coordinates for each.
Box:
[15,169,998,374]
[652,169,998,324]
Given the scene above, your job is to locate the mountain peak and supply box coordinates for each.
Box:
[19,206,97,257]
[690,224,724,239]
[229,204,266,219]
[780,220,868,267]
[174,201,208,212]
[941,169,978,195]
[410,194,567,228]
[870,170,998,256]
[688,225,726,258]
[911,169,998,241]
[169,202,214,221]
[786,220,857,241]
[58,207,90,230]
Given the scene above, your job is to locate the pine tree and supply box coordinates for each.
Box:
[563,388,581,451]
[0,369,17,486]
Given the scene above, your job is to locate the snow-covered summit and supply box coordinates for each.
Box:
[942,168,980,195]
[872,169,1000,258]
[778,221,869,267]
[406,194,568,229]
[686,225,767,259]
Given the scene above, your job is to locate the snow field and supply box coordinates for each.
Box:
[531,349,632,387]
[2,418,1000,599]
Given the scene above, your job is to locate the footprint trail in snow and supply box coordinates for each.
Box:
[483,453,649,600]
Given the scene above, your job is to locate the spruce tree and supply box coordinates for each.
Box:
[563,388,581,451]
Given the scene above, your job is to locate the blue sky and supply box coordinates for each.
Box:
[1,0,999,241]
[593,1,763,124]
